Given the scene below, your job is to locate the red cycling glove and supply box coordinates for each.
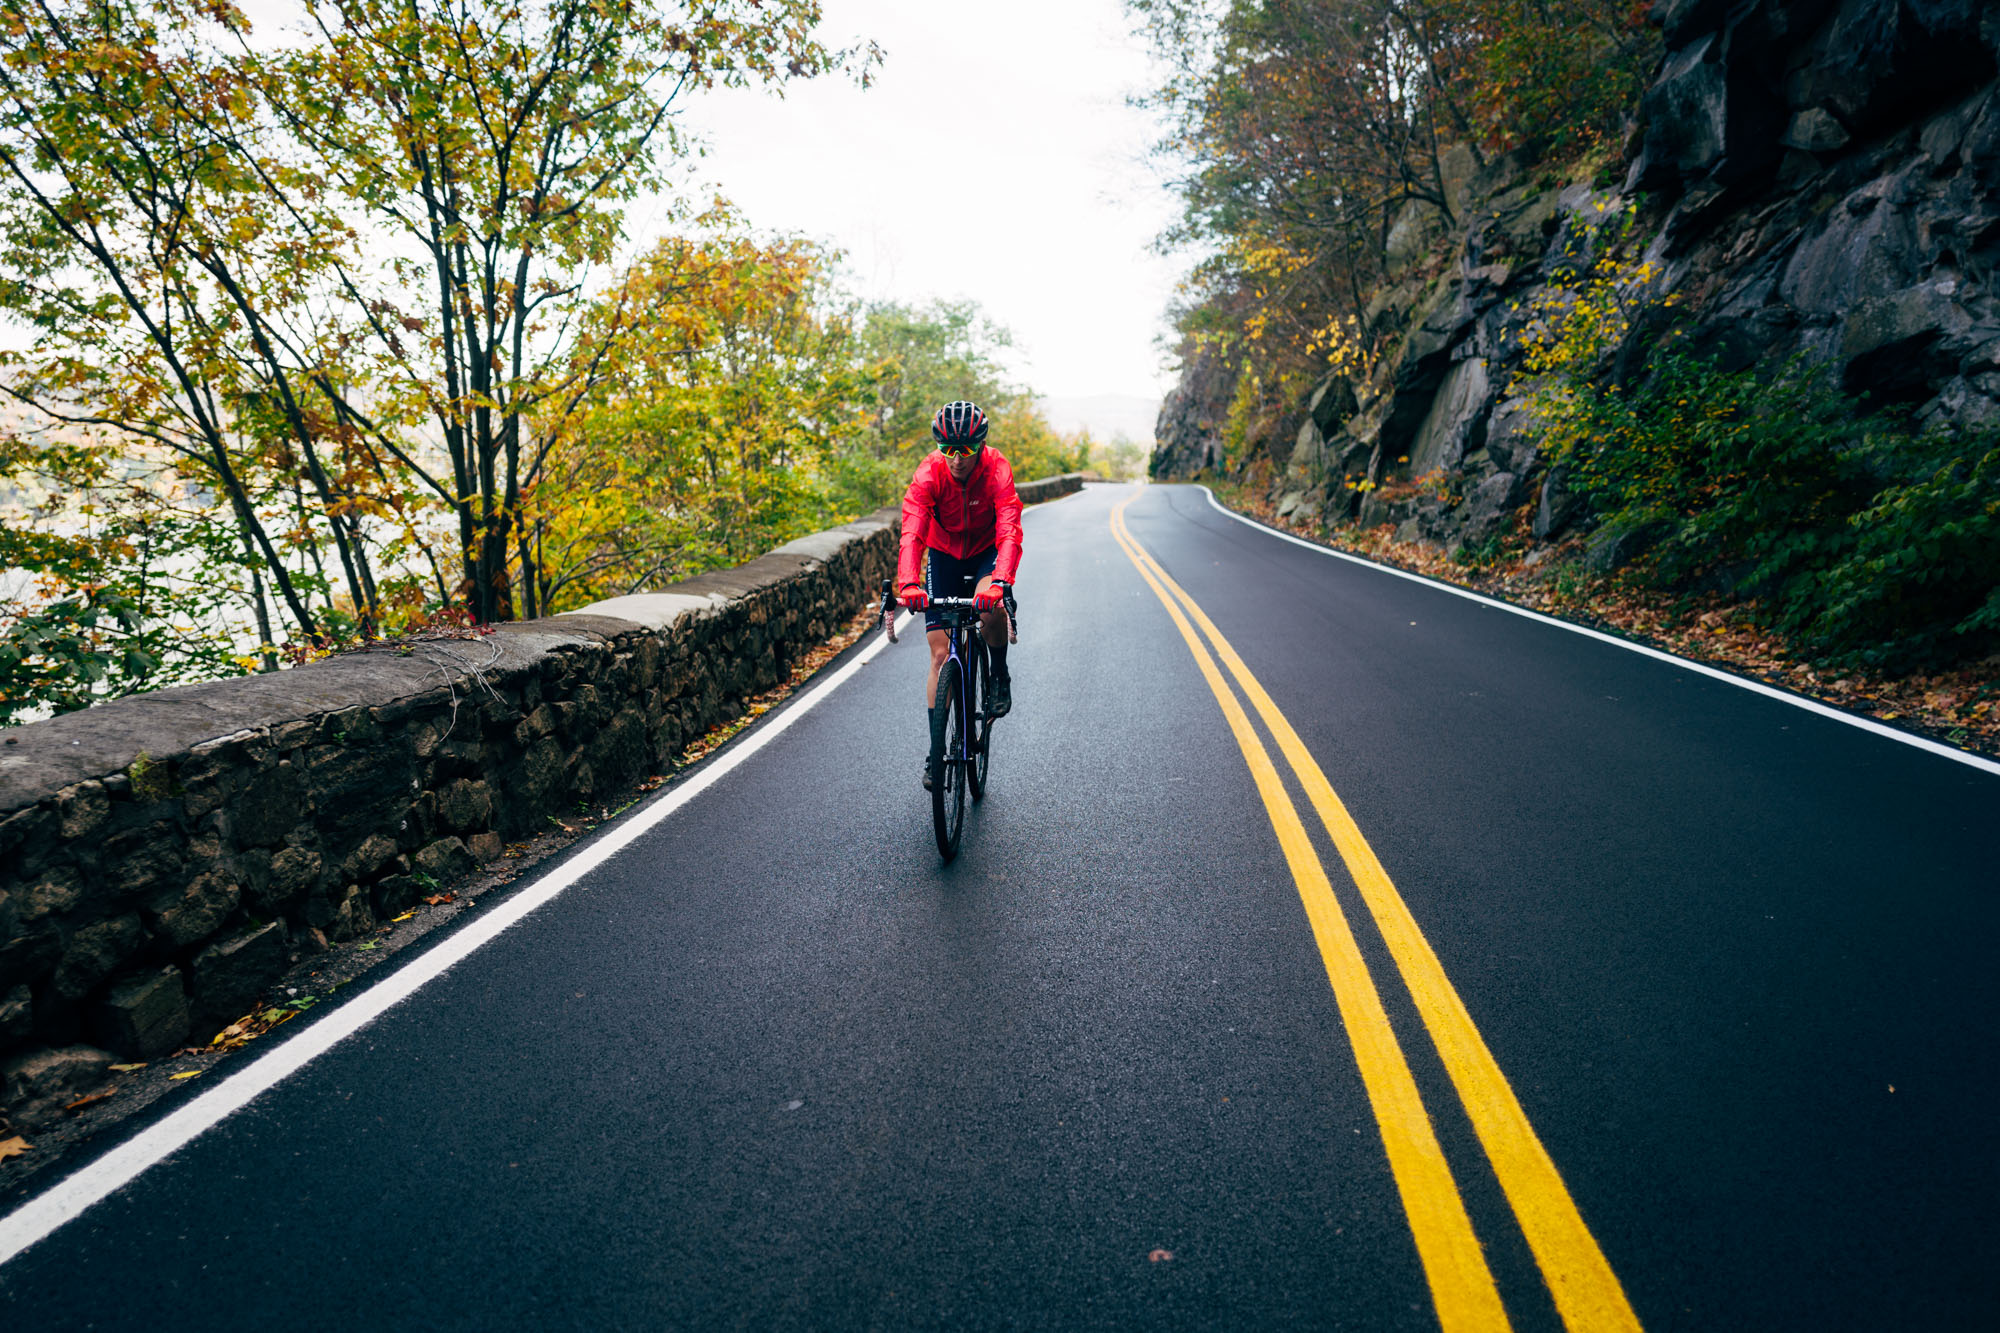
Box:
[898,583,929,610]
[974,580,1008,611]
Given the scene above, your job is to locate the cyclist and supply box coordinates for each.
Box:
[896,400,1023,789]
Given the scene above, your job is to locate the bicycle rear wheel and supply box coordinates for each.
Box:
[966,636,990,802]
[930,659,966,860]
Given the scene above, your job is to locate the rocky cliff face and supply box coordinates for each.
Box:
[1154,0,2000,554]
[1149,342,1237,479]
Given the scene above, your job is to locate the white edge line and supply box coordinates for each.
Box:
[1193,485,2000,778]
[0,610,917,1268]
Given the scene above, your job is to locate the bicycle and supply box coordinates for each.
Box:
[880,578,1016,861]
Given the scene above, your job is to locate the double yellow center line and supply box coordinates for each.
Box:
[1109,493,1640,1333]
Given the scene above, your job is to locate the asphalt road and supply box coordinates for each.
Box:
[1,482,1993,1331]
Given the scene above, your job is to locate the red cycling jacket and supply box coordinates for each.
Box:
[896,447,1024,590]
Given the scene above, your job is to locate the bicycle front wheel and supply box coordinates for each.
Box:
[966,636,990,802]
[930,659,966,860]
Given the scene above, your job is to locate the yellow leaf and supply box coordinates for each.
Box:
[0,1136,30,1161]
[169,1071,202,1080]
[392,911,415,922]
[108,1062,147,1072]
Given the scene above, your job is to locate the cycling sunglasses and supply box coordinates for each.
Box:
[937,440,983,458]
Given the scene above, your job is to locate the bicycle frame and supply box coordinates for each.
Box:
[930,596,982,766]
[882,579,1015,861]
[880,581,1015,772]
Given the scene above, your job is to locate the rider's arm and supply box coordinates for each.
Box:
[896,458,935,593]
[989,453,1024,585]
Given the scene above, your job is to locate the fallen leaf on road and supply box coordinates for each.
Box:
[0,1136,29,1160]
[392,911,415,922]
[209,1005,306,1052]
[65,1091,115,1113]
[108,1062,147,1072]
[424,893,455,906]
[1149,1249,1173,1263]
[358,941,379,951]
[169,1071,201,1080]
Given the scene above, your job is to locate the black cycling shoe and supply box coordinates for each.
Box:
[922,756,934,791]
[986,673,1012,718]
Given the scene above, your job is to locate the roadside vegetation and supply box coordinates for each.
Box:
[0,0,1125,724]
[1137,0,2000,742]
[1132,0,1655,439]
[1520,231,2000,677]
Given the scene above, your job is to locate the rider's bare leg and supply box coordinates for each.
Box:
[926,628,949,707]
[975,576,1009,678]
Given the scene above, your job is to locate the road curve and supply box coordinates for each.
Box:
[0,482,1993,1331]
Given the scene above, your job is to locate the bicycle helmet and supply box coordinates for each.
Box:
[931,400,989,453]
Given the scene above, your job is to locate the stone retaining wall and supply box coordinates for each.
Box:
[0,472,1088,1126]
[0,507,906,1124]
[1016,473,1086,504]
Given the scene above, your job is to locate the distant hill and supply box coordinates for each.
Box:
[1036,394,1158,445]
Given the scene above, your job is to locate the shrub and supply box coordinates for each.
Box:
[1537,350,2000,672]
[1801,440,2000,669]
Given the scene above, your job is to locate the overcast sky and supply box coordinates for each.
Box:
[663,0,1187,408]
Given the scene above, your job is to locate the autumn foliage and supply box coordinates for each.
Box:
[0,1,1096,719]
[1134,0,1656,444]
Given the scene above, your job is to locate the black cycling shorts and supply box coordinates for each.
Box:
[923,547,998,632]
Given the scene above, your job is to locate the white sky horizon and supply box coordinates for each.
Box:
[663,0,1187,417]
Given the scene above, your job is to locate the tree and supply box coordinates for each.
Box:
[255,0,865,621]
[0,0,868,685]
[532,219,880,611]
[1,427,261,720]
[857,299,1083,485]
[1132,0,1656,445]
[532,278,1091,613]
[0,0,350,644]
